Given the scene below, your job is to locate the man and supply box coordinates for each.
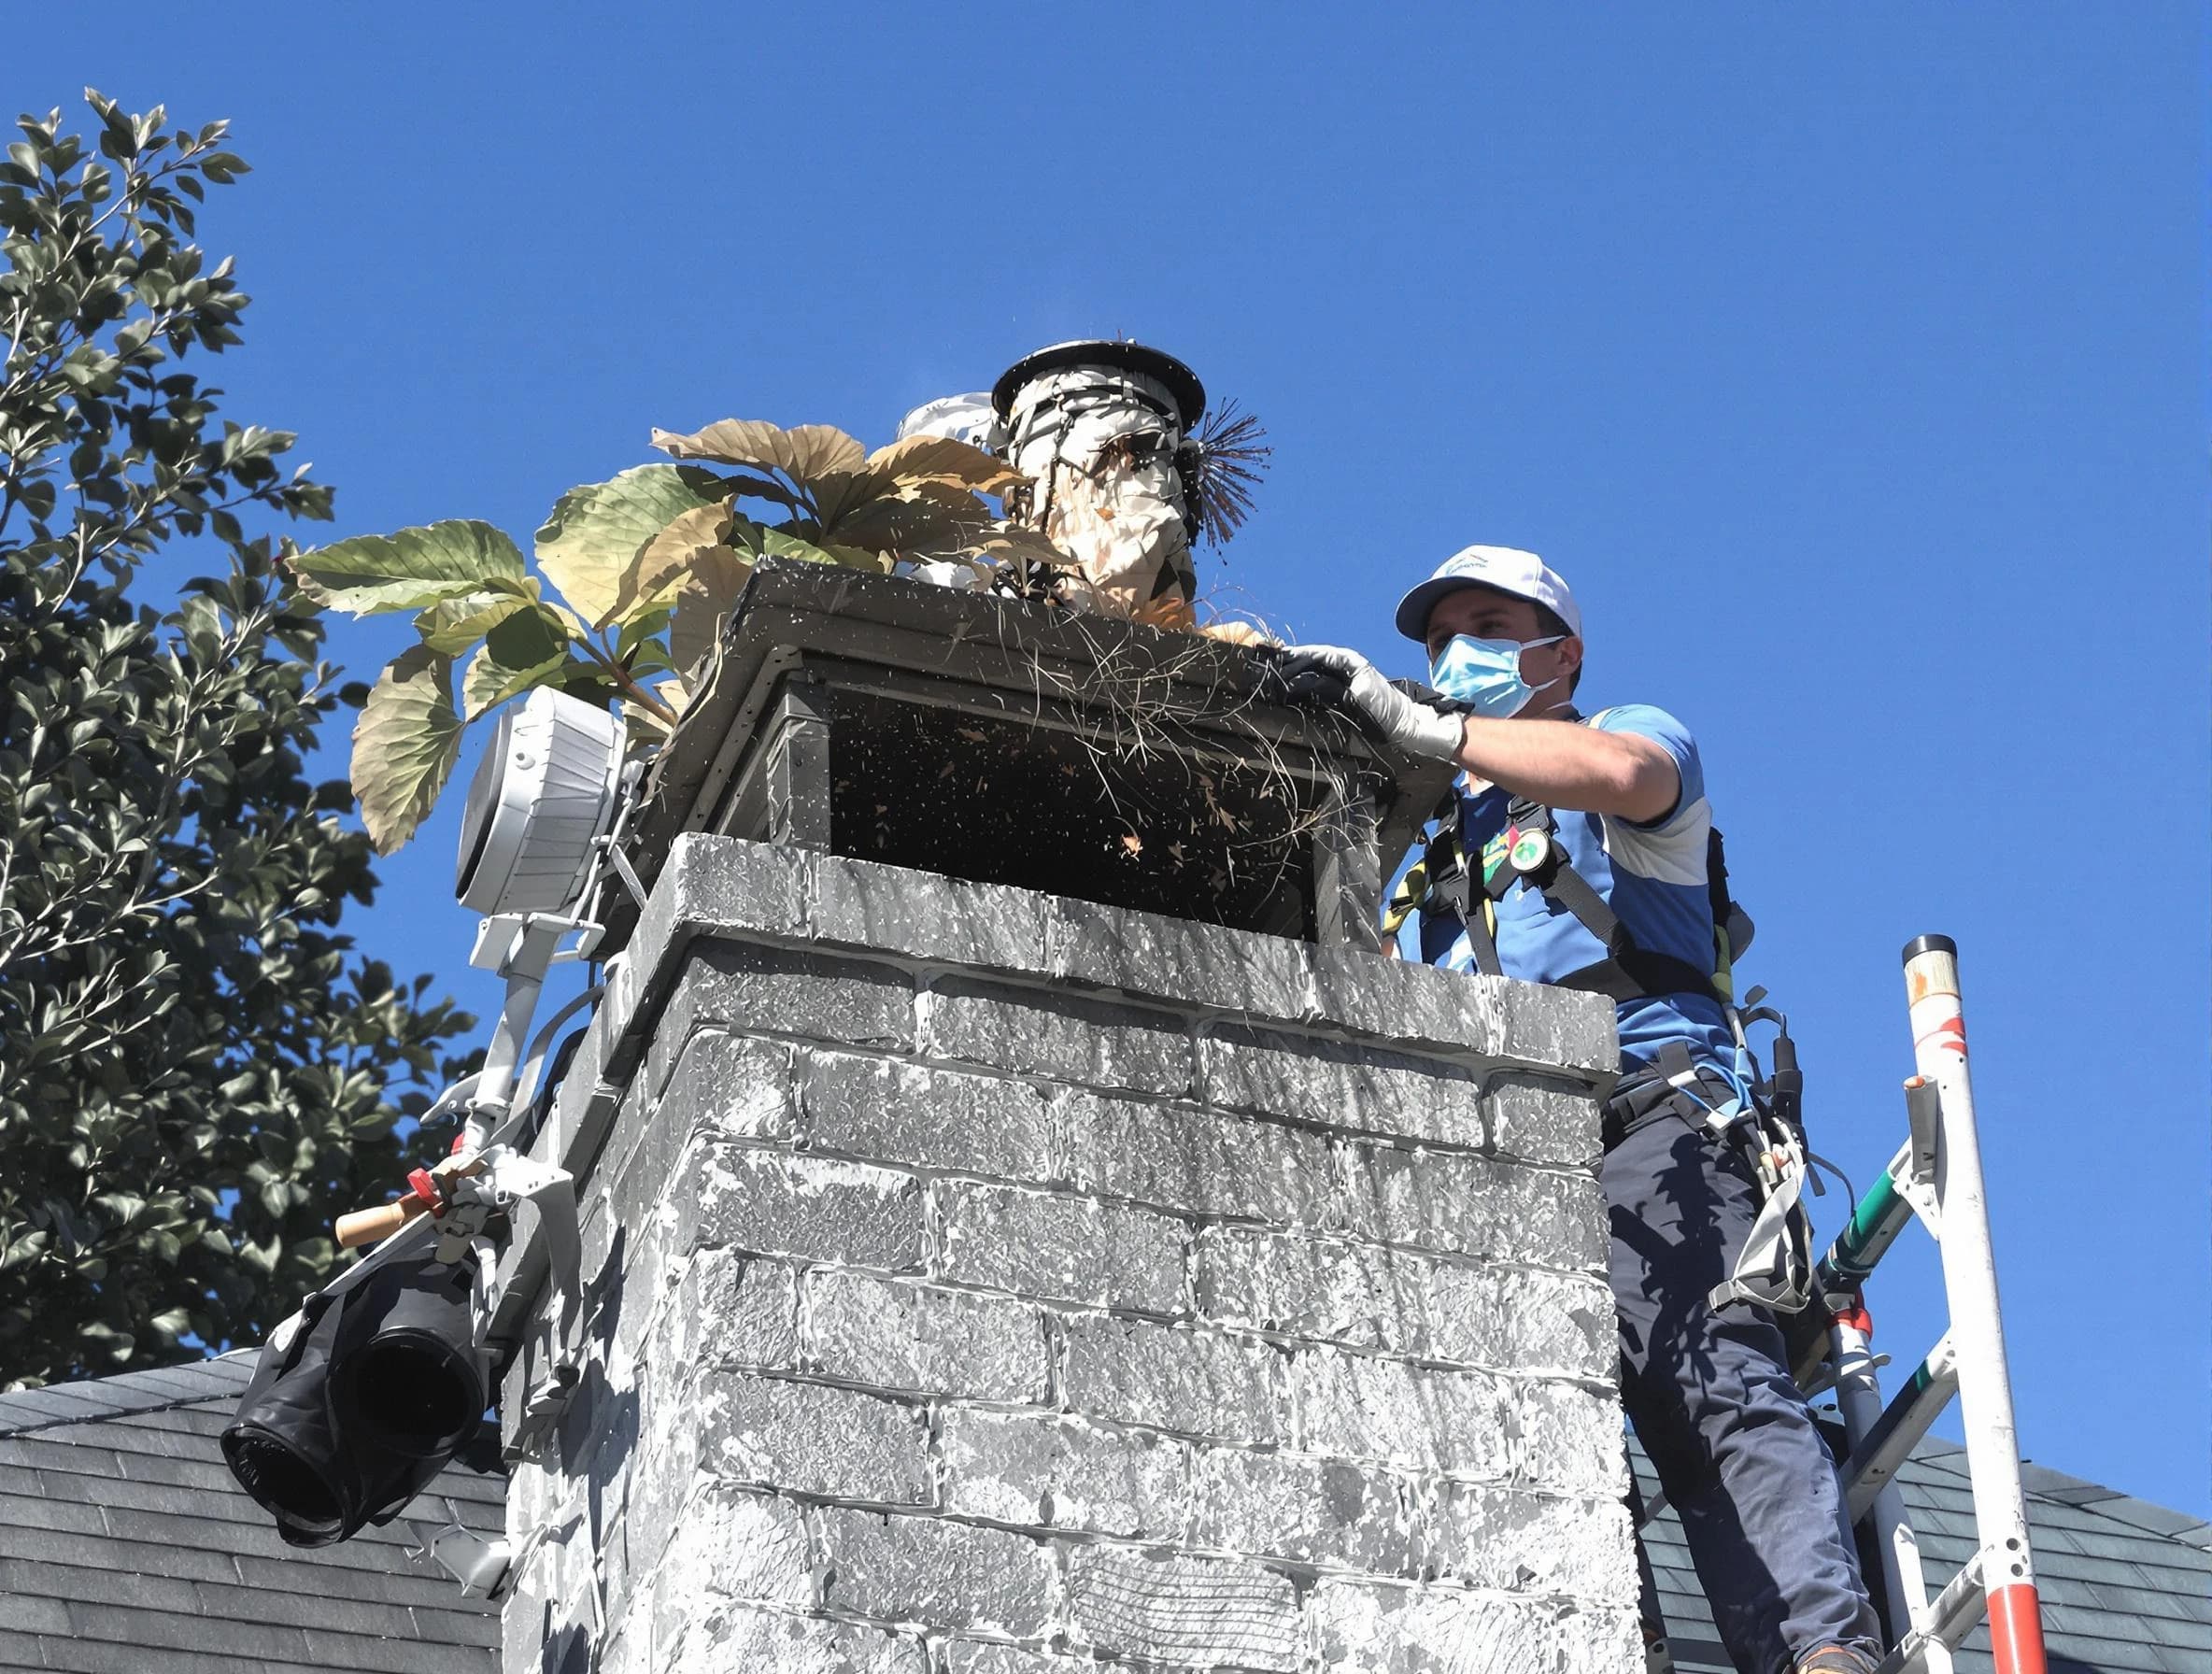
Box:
[1280,546,1880,1674]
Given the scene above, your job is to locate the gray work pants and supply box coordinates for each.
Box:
[1604,1077,1882,1674]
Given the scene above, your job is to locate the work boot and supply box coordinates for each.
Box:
[1794,1647,1879,1674]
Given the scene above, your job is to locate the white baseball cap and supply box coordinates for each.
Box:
[1394,545,1582,643]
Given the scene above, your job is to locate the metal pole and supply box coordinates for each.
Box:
[1832,1312,1950,1668]
[1900,935,2046,1674]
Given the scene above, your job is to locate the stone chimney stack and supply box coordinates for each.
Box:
[496,562,1638,1673]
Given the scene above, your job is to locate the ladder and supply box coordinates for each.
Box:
[1804,934,2047,1674]
[1640,934,2048,1674]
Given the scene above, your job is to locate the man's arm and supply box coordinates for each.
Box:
[1269,643,1680,821]
[1446,714,1680,823]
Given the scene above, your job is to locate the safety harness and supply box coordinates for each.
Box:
[1388,771,1821,1318]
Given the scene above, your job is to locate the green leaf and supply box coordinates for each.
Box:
[289,520,527,615]
[350,645,462,853]
[753,526,886,571]
[461,605,575,719]
[534,465,726,627]
[413,586,536,654]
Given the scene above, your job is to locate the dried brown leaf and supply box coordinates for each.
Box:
[598,499,736,629]
[864,433,1027,496]
[651,419,865,484]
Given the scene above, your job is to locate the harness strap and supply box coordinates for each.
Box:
[1498,797,1726,1005]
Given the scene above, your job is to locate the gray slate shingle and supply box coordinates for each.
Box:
[0,1351,501,1674]
[1639,1435,2212,1674]
[3,1352,2202,1674]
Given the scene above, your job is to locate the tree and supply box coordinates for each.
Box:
[0,92,475,1388]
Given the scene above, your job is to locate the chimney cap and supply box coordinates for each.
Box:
[991,339,1206,428]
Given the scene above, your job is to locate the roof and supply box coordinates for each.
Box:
[0,1351,503,1674]
[1,1354,2202,1674]
[1637,1436,2212,1674]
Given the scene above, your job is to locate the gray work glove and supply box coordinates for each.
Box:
[1269,643,1467,760]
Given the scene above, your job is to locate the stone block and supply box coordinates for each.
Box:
[1553,1605,1644,1673]
[1191,1227,1429,1355]
[1485,1071,1603,1168]
[1422,1266,1615,1378]
[1058,1090,1338,1228]
[677,1603,928,1674]
[935,1411,1185,1539]
[622,1397,700,1584]
[666,1249,803,1372]
[702,1373,932,1505]
[1309,1580,1564,1673]
[811,851,1051,974]
[611,832,809,1043]
[1059,1317,1287,1444]
[657,943,913,1090]
[1046,894,1317,1020]
[1337,1143,1608,1270]
[655,1030,800,1146]
[1188,1446,1413,1573]
[931,1182,1186,1314]
[1510,1380,1628,1497]
[800,1051,1056,1182]
[1306,945,1517,1060]
[1309,942,1617,1078]
[1202,1024,1488,1149]
[926,979,1193,1097]
[814,1508,1055,1636]
[803,1270,1048,1402]
[1422,1486,1638,1606]
[602,1076,671,1238]
[648,1485,812,1633]
[1063,1547,1302,1672]
[1290,1353,1510,1481]
[1195,1228,1612,1376]
[685,1144,925,1271]
[944,1645,1091,1674]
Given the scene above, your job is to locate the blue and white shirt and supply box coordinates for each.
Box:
[1416,703,1735,1072]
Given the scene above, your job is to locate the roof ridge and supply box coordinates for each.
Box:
[0,1350,256,1437]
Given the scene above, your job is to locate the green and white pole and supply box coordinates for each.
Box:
[1901,935,2045,1674]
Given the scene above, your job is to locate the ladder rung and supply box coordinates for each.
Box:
[1874,1551,1988,1674]
[1845,1332,1961,1522]
[1816,1141,1918,1297]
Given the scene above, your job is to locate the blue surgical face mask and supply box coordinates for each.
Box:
[1429,633,1566,718]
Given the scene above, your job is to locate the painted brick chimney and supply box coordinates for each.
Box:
[494,563,1637,1673]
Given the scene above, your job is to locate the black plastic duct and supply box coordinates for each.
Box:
[222,1247,486,1546]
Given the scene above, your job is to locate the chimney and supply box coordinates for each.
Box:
[495,560,1638,1672]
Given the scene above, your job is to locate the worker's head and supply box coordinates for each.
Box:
[1395,546,1582,717]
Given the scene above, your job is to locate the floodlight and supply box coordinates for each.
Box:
[454,688,624,917]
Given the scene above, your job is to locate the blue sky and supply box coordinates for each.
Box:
[18,7,2207,1516]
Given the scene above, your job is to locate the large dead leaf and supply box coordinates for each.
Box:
[811,441,1018,536]
[650,419,865,485]
[598,499,736,629]
[667,547,756,679]
[965,520,1075,566]
[534,465,726,626]
[864,433,1026,496]
[832,484,993,557]
[290,519,526,616]
[350,645,462,854]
